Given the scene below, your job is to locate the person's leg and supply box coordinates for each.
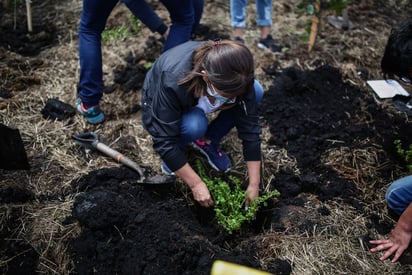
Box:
[179,107,208,146]
[385,175,412,215]
[230,0,247,40]
[256,0,281,52]
[206,80,264,144]
[260,26,271,39]
[160,0,195,51]
[192,80,263,172]
[192,0,204,34]
[123,0,168,36]
[161,106,207,174]
[78,0,118,107]
[256,0,272,38]
[186,105,231,172]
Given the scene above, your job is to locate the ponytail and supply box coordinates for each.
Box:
[178,40,255,98]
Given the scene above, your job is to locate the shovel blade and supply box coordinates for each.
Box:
[138,174,176,185]
[0,124,30,170]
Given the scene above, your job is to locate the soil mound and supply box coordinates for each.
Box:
[67,64,412,274]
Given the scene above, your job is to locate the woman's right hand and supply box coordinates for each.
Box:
[174,163,214,208]
[190,181,214,208]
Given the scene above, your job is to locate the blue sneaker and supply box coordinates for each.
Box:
[192,139,231,172]
[76,98,105,124]
[161,162,175,175]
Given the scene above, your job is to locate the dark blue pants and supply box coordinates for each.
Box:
[386,175,412,215]
[78,0,203,107]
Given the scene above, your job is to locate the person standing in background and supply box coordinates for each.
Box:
[76,0,204,124]
[230,0,281,53]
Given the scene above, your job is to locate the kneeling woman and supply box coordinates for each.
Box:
[142,40,263,208]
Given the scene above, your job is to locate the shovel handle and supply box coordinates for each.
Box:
[95,142,145,179]
[26,0,32,32]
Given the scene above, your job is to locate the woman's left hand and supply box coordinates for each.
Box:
[370,203,412,262]
[370,223,412,262]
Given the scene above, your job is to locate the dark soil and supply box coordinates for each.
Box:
[63,63,412,274]
[2,0,412,274]
[68,167,288,274]
[260,65,409,234]
[261,65,410,202]
[0,1,58,56]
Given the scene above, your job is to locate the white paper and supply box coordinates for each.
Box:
[367,79,410,99]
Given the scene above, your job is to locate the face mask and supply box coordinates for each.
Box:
[206,85,236,104]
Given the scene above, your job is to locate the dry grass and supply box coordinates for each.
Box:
[244,199,410,274]
[321,144,391,197]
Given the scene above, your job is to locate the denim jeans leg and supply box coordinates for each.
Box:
[192,0,204,33]
[179,107,209,147]
[78,0,118,107]
[230,0,247,28]
[256,0,272,27]
[206,80,264,144]
[123,0,166,34]
[385,175,412,215]
[161,0,195,51]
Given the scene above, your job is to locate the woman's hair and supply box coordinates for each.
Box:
[178,40,255,98]
[381,18,412,80]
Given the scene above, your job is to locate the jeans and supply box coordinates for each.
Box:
[230,0,272,28]
[385,175,412,215]
[179,80,264,146]
[78,0,203,107]
[161,0,203,50]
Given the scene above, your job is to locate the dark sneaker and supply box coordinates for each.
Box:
[327,15,354,30]
[161,162,175,175]
[76,98,105,124]
[257,35,281,53]
[234,36,245,44]
[192,139,231,172]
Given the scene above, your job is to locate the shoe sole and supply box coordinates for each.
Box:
[85,113,105,124]
[257,42,282,53]
[76,102,105,124]
[257,42,268,50]
[161,164,175,176]
[191,143,231,172]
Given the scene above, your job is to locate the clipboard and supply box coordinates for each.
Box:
[367,79,410,99]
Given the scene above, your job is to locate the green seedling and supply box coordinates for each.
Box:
[143,62,153,70]
[395,139,412,171]
[195,159,280,234]
[296,0,350,51]
[129,15,142,34]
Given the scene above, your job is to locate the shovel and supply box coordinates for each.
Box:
[72,132,175,185]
